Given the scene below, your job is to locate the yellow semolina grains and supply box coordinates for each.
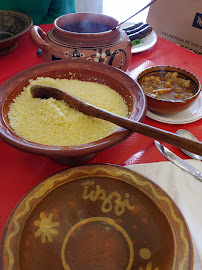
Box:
[8,77,129,146]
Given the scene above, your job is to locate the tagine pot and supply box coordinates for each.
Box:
[31,13,132,71]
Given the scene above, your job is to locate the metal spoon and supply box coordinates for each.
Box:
[176,129,202,160]
[112,0,157,30]
[30,84,202,156]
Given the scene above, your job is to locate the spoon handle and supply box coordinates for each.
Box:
[79,100,202,156]
[113,0,157,30]
[31,85,202,156]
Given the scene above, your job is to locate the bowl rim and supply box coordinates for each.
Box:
[136,65,201,104]
[54,12,119,36]
[0,59,147,158]
[0,9,33,43]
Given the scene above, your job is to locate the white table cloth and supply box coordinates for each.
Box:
[125,159,202,270]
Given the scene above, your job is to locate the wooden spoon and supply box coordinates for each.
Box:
[30,85,202,156]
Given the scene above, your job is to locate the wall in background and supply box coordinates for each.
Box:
[103,0,149,23]
[75,0,103,13]
[75,0,149,22]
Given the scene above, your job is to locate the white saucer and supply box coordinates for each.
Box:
[146,93,202,124]
[131,30,158,53]
[120,22,157,53]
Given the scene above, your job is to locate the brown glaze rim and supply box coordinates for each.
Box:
[0,10,33,43]
[54,12,119,35]
[0,59,146,159]
[0,164,193,270]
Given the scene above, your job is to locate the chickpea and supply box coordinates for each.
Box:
[172,72,178,78]
[165,72,172,79]
[164,81,171,88]
[155,77,161,83]
[144,77,150,82]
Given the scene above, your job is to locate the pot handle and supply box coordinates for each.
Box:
[31,25,49,51]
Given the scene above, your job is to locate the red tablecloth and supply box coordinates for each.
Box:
[0,24,202,239]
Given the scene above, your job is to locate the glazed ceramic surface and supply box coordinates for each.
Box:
[137,65,201,114]
[0,59,146,165]
[0,164,193,270]
[0,10,32,55]
[31,13,132,71]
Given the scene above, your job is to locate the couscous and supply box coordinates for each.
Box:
[8,77,128,146]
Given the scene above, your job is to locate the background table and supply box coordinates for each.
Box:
[1,24,202,241]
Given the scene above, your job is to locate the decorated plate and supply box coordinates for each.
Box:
[131,30,157,54]
[120,22,157,54]
[0,164,193,270]
[147,93,202,124]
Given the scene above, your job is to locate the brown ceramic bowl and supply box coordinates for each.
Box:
[31,12,132,71]
[137,65,201,114]
[0,59,146,165]
[0,10,33,55]
[0,164,193,270]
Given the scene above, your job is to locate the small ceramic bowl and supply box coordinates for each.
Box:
[0,10,33,55]
[137,65,201,114]
[0,59,146,165]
